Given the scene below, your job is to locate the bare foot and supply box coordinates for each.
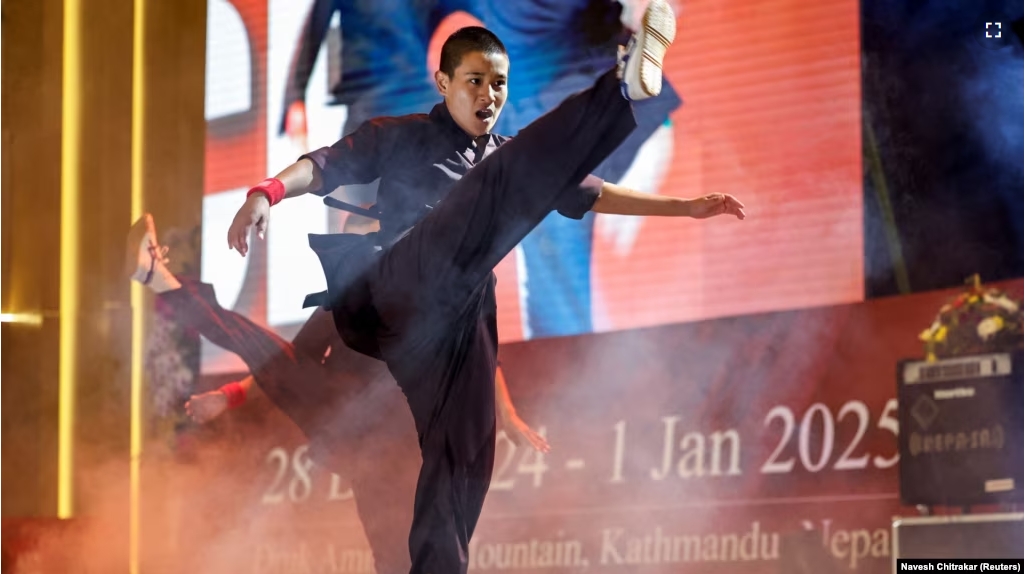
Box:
[185,391,228,424]
[126,213,180,292]
[126,214,163,282]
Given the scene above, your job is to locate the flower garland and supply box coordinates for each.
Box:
[919,275,1024,361]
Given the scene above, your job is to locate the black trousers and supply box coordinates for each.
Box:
[160,279,419,574]
[316,68,637,573]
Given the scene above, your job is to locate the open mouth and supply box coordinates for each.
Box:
[475,109,494,121]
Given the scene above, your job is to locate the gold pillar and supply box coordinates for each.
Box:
[2,1,207,571]
[1,0,66,518]
[136,1,207,572]
[72,0,136,489]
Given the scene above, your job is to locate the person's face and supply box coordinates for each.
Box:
[435,50,509,137]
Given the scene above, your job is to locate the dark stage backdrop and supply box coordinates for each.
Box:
[861,0,1023,298]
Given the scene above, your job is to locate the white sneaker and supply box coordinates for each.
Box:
[125,213,168,284]
[619,0,676,101]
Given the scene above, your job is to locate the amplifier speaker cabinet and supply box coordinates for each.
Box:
[897,352,1023,506]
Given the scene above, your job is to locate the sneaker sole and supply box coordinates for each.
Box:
[627,0,676,99]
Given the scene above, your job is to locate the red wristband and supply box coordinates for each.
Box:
[247,178,286,206]
[219,381,247,409]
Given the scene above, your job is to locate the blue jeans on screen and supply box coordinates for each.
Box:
[482,0,682,338]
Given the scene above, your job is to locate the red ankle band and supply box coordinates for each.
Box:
[247,178,286,206]
[219,381,247,409]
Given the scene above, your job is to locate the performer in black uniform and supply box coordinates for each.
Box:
[227,4,744,571]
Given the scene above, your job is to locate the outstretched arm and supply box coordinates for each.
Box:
[277,157,327,199]
[185,375,263,424]
[227,116,389,256]
[226,159,326,255]
[592,182,746,220]
[496,366,551,453]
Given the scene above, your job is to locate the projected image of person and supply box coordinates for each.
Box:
[227,5,745,570]
[478,0,683,338]
[278,0,475,228]
[126,214,549,574]
[278,0,682,337]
